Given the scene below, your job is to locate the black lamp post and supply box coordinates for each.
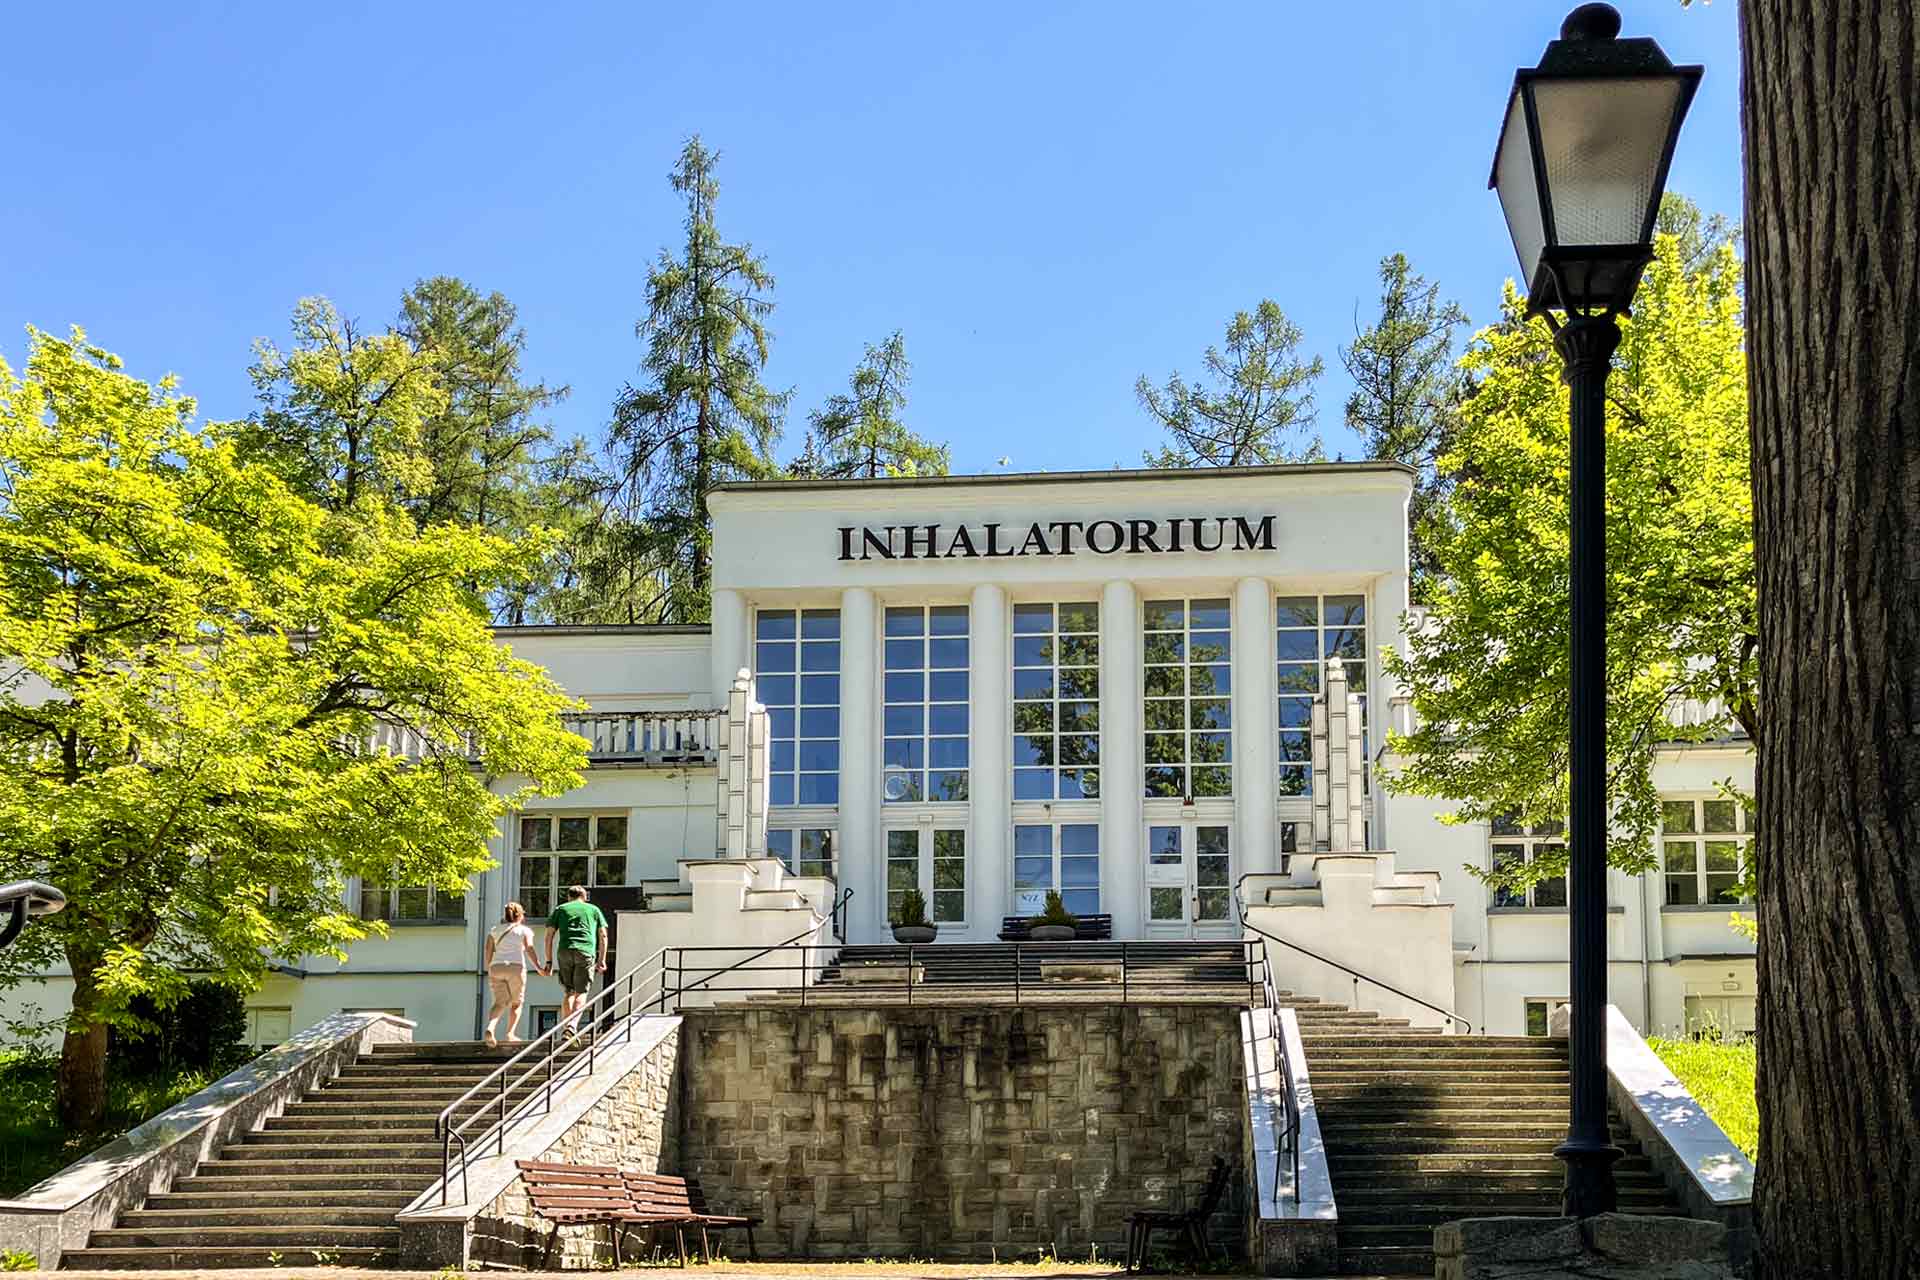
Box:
[1489,3,1700,1219]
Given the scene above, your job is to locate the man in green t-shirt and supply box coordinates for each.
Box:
[544,884,609,1033]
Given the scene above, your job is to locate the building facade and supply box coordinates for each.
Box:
[1,463,1756,1045]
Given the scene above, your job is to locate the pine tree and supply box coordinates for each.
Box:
[1341,255,1468,595]
[795,332,950,478]
[1137,300,1324,467]
[601,136,785,623]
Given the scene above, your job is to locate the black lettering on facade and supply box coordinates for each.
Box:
[1232,515,1276,552]
[839,527,856,561]
[1189,517,1225,553]
[944,525,979,558]
[985,523,1011,557]
[1048,521,1081,554]
[1128,518,1161,553]
[1018,523,1054,556]
[861,527,896,560]
[901,524,938,558]
[1086,520,1125,554]
[1166,518,1185,552]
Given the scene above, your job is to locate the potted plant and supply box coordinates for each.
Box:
[1029,889,1077,941]
[891,888,936,944]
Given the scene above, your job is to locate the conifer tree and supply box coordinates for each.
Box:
[602,136,784,622]
[1342,255,1468,595]
[1137,300,1324,467]
[795,332,949,478]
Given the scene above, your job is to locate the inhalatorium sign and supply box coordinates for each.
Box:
[837,516,1277,562]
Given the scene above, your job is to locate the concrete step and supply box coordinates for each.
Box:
[1328,1153,1658,1175]
[1307,1068,1570,1083]
[174,1173,431,1193]
[147,1190,418,1212]
[1316,1094,1573,1111]
[1334,1243,1431,1276]
[220,1141,442,1161]
[1327,1168,1671,1193]
[60,1246,393,1270]
[304,1083,550,1104]
[256,1118,442,1136]
[193,1158,442,1177]
[1316,1122,1576,1142]
[119,1206,399,1229]
[1304,1042,1568,1059]
[89,1225,399,1249]
[1319,1135,1570,1155]
[1341,1198,1673,1225]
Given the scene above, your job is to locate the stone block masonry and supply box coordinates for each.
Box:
[679,1004,1248,1261]
[462,1026,681,1269]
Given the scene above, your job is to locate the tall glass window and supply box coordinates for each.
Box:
[756,609,840,806]
[766,827,834,879]
[1276,594,1369,797]
[886,827,966,924]
[1012,602,1100,801]
[883,606,969,802]
[1012,822,1101,916]
[1143,598,1232,798]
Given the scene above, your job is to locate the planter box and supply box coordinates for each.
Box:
[1039,961,1124,983]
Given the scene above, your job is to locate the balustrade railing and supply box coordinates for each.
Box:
[363,709,725,766]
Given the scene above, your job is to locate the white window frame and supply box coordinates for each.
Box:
[883,604,971,804]
[754,607,842,808]
[1275,593,1370,799]
[1143,597,1234,800]
[766,826,836,879]
[516,811,632,919]
[1011,600,1101,802]
[1523,997,1568,1037]
[884,821,968,927]
[357,877,467,926]
[1661,796,1754,907]
[1011,820,1101,917]
[1489,819,1568,910]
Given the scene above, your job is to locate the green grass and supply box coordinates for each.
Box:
[0,1051,238,1197]
[1648,1035,1758,1158]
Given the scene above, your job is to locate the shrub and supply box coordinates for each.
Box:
[1038,890,1076,927]
[109,981,249,1078]
[894,888,929,928]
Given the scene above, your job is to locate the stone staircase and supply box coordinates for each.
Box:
[63,1042,574,1270]
[1300,1017,1678,1276]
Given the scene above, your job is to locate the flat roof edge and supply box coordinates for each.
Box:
[492,624,712,638]
[711,460,1416,497]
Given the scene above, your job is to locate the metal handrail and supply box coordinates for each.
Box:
[667,887,854,1001]
[437,888,851,1204]
[1236,877,1472,1034]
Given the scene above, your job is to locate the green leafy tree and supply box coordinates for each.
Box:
[238,297,447,510]
[1137,300,1324,467]
[1381,231,1755,895]
[794,332,949,478]
[0,328,586,1128]
[601,136,785,623]
[1342,255,1469,595]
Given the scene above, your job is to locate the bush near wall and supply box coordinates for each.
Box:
[1648,1035,1758,1158]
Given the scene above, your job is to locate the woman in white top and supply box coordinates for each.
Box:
[482,901,542,1047]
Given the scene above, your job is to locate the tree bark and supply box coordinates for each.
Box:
[57,952,109,1132]
[1739,4,1920,1277]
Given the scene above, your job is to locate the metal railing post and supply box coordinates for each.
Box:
[1014,941,1022,1007]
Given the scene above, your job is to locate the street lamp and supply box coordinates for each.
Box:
[1489,3,1700,1219]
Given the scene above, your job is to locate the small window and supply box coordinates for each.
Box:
[518,813,631,918]
[359,880,466,925]
[1488,820,1567,909]
[1662,797,1754,906]
[1523,998,1568,1037]
[767,827,835,879]
[245,1007,293,1047]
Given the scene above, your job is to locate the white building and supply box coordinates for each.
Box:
[2,463,1755,1045]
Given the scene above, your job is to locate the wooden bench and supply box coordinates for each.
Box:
[625,1171,760,1263]
[516,1160,665,1270]
[998,913,1114,941]
[1124,1155,1229,1271]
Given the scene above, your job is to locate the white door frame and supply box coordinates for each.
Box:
[1143,813,1237,938]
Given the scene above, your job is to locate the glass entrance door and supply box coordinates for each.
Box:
[1143,822,1234,937]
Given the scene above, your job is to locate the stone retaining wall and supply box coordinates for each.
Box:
[465,1026,681,1269]
[679,1004,1247,1262]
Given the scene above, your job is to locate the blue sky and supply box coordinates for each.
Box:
[2,1,1743,474]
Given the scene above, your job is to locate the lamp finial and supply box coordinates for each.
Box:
[1561,3,1622,41]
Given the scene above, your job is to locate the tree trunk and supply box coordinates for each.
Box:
[1739,5,1920,1277]
[57,954,109,1131]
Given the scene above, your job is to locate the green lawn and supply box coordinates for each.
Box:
[1647,1035,1758,1158]
[0,1052,234,1197]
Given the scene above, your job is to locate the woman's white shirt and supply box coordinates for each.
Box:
[490,922,536,969]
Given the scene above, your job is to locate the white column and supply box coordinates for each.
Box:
[1100,580,1143,937]
[1369,569,1410,845]
[710,588,749,708]
[969,584,1009,933]
[837,588,880,942]
[1233,577,1277,875]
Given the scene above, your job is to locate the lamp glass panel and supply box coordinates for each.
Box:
[1494,91,1548,287]
[1533,75,1686,248]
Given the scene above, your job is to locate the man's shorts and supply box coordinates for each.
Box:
[556,949,593,995]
